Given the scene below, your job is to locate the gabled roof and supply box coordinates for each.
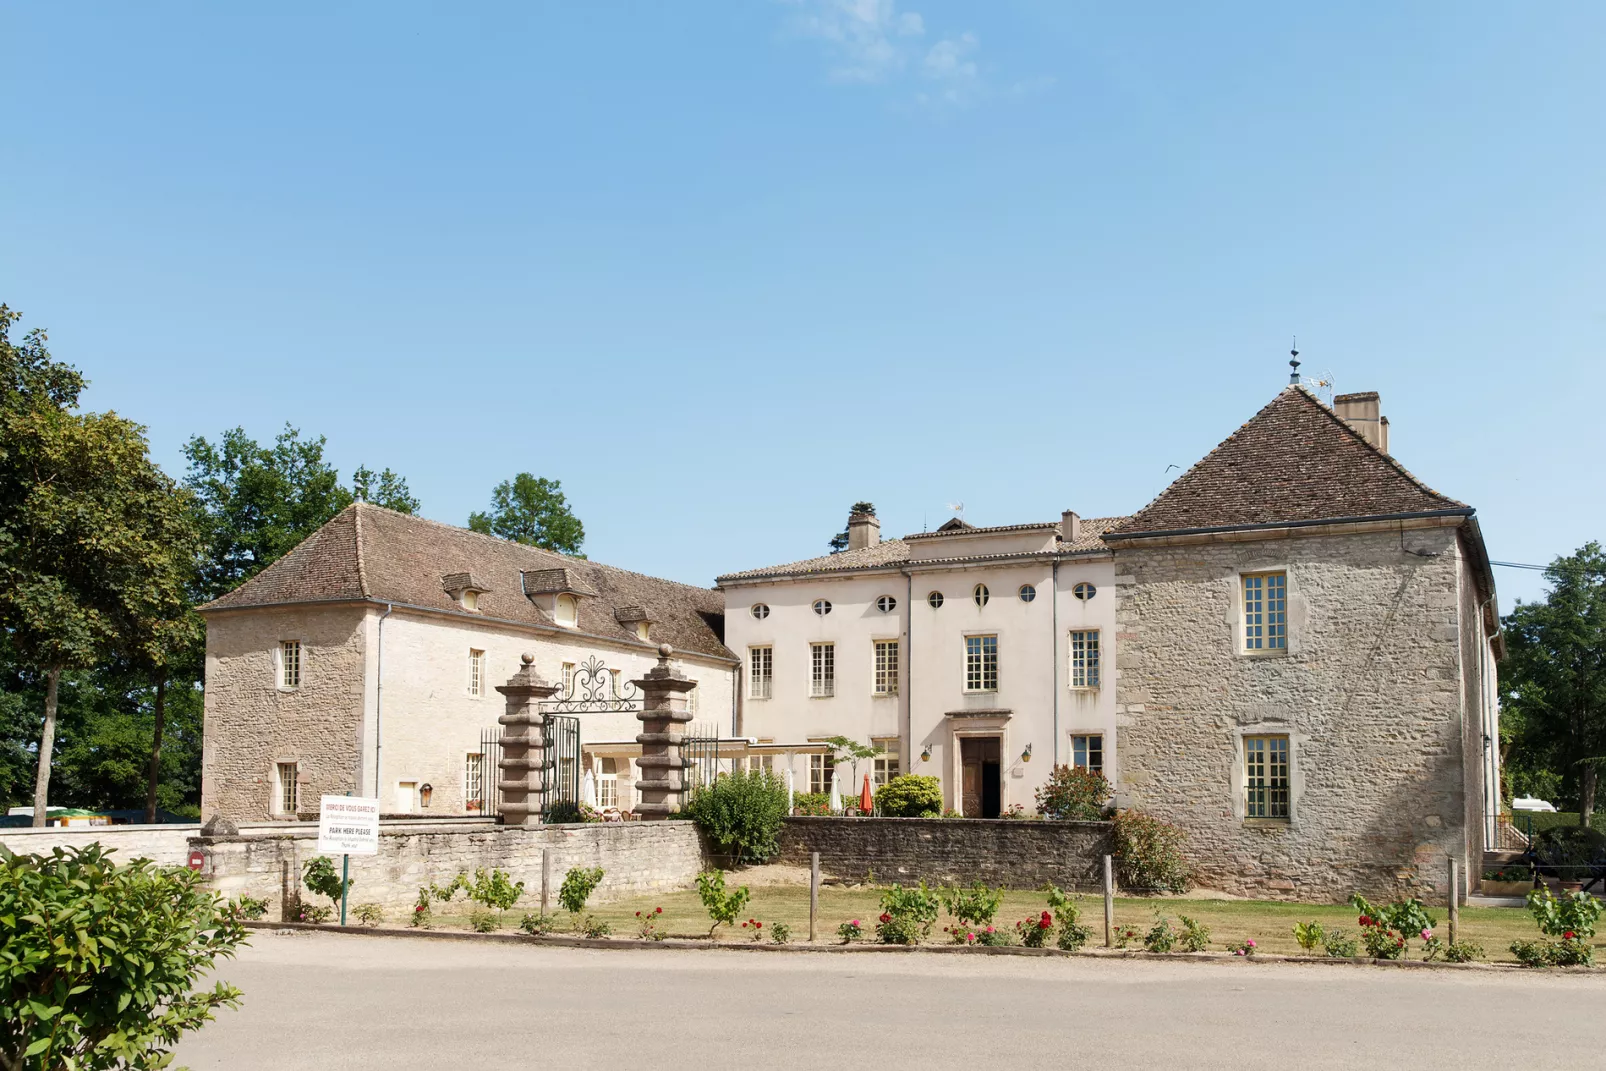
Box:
[1108,387,1469,539]
[200,504,732,661]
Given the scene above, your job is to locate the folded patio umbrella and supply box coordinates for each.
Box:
[860,773,874,815]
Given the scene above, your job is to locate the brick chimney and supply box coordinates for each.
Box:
[1333,391,1389,454]
[847,509,880,551]
[1060,510,1081,543]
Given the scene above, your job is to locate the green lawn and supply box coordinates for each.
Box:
[422,884,1563,964]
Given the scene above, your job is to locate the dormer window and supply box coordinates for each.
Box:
[555,594,579,628]
[442,572,491,612]
[521,567,598,630]
[462,590,479,611]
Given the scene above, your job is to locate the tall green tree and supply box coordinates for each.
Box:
[468,474,585,554]
[0,313,200,825]
[1500,543,1606,822]
[183,426,418,600]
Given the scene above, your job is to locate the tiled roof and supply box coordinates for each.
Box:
[200,504,732,661]
[905,521,1059,541]
[1108,387,1468,538]
[716,516,1129,583]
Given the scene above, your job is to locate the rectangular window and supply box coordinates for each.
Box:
[749,646,773,700]
[610,668,622,698]
[810,643,835,698]
[873,640,899,696]
[964,635,998,692]
[746,754,774,775]
[1243,572,1288,651]
[597,757,619,809]
[1069,630,1100,688]
[809,753,834,795]
[464,753,484,810]
[873,738,900,787]
[1071,733,1104,774]
[468,649,485,697]
[276,762,298,814]
[688,680,699,715]
[562,662,576,695]
[1245,735,1291,819]
[279,641,301,690]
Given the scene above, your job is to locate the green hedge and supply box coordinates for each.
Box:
[1511,812,1606,837]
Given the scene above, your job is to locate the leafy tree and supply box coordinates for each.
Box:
[467,473,585,553]
[1500,544,1606,820]
[687,769,789,864]
[351,464,420,514]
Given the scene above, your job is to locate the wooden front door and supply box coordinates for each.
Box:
[960,738,1002,818]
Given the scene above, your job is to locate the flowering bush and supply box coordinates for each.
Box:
[1176,915,1211,953]
[939,882,1003,929]
[1017,911,1055,948]
[580,916,612,939]
[519,912,554,936]
[792,792,833,817]
[296,903,332,924]
[635,906,665,941]
[1111,810,1191,893]
[1509,888,1601,967]
[878,883,941,945]
[353,902,384,927]
[227,895,269,921]
[1143,915,1177,953]
[1112,924,1140,949]
[412,888,432,928]
[837,919,864,943]
[1035,765,1112,821]
[1292,920,1325,952]
[975,924,1017,946]
[1043,883,1092,951]
[740,918,767,941]
[1226,938,1257,956]
[1350,893,1436,959]
[874,775,943,818]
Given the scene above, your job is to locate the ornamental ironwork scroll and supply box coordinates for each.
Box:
[539,655,641,714]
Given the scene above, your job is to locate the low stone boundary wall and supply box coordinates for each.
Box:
[0,822,200,868]
[777,817,1112,889]
[195,819,709,919]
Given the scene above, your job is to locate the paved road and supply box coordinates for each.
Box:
[179,931,1603,1070]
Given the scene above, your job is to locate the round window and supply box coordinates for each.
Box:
[750,603,770,620]
[927,591,945,609]
[876,595,897,613]
[1073,582,1097,601]
[1019,584,1037,603]
[813,599,832,616]
[973,584,990,607]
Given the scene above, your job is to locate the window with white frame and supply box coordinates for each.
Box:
[749,646,772,699]
[751,603,770,620]
[810,643,835,697]
[687,680,699,715]
[464,753,484,810]
[597,757,619,809]
[1069,630,1100,688]
[927,591,944,609]
[1243,572,1288,651]
[973,583,990,607]
[1070,733,1104,773]
[813,599,832,616]
[562,662,576,696]
[876,595,897,613]
[809,753,833,794]
[275,762,299,814]
[278,641,302,690]
[1072,582,1096,601]
[610,668,622,698]
[964,635,998,692]
[1244,735,1290,819]
[746,753,774,775]
[873,640,899,696]
[873,739,900,787]
[1019,584,1037,602]
[468,649,485,696]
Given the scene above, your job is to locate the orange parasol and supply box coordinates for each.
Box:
[860,773,874,815]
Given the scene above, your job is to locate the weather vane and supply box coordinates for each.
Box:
[1288,336,1300,385]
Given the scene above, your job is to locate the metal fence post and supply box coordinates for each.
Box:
[1103,855,1115,948]
[810,852,820,943]
[1448,857,1460,945]
[541,847,551,918]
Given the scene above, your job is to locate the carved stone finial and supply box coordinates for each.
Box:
[657,643,673,661]
[521,652,535,665]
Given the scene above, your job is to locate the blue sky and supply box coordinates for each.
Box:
[3,1,1601,607]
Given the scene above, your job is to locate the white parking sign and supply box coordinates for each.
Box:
[317,795,380,856]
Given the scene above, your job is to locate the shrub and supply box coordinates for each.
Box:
[1111,810,1191,893]
[1422,935,1483,963]
[875,775,943,818]
[1322,929,1359,957]
[1351,893,1436,959]
[635,907,665,940]
[1112,924,1140,949]
[1144,915,1177,953]
[469,909,500,933]
[302,855,353,910]
[544,799,602,824]
[353,902,384,927]
[412,887,433,927]
[1510,938,1557,968]
[1017,911,1055,948]
[688,769,790,864]
[792,792,833,817]
[519,912,555,936]
[770,921,792,944]
[1226,938,1257,956]
[695,869,752,937]
[559,866,604,917]
[975,924,1016,946]
[296,904,332,924]
[877,883,941,945]
[1509,888,1602,967]
[1043,883,1092,951]
[580,916,612,939]
[1292,920,1326,952]
[1531,825,1606,882]
[1176,915,1211,953]
[1035,765,1112,821]
[837,919,864,943]
[740,918,767,941]
[228,894,269,921]
[939,882,1003,929]
[466,868,525,914]
[0,843,248,1070]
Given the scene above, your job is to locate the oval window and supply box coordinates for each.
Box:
[876,595,897,613]
[1073,582,1097,601]
[751,603,770,620]
[973,584,990,607]
[813,599,832,616]
[927,591,945,609]
[1019,584,1036,603]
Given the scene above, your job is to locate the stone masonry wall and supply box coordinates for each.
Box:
[202,605,369,821]
[776,817,1112,889]
[1113,525,1471,903]
[195,819,708,918]
[0,823,199,869]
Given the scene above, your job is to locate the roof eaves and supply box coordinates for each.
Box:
[1104,507,1474,542]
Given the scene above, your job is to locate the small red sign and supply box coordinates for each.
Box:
[187,849,206,872]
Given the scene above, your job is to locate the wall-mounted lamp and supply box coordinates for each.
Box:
[1021,743,1033,763]
[920,745,932,763]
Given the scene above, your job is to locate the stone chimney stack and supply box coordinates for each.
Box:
[1060,510,1082,543]
[1333,392,1390,454]
[847,509,880,551]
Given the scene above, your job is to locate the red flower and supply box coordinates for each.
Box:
[756,921,763,929]
[1566,930,1576,939]
[636,911,642,917]
[879,913,892,924]
[655,907,663,914]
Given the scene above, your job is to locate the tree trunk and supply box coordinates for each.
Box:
[32,666,63,828]
[144,670,167,824]
[1580,764,1597,826]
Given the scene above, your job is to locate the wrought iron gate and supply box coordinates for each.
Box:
[683,721,725,793]
[477,715,582,819]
